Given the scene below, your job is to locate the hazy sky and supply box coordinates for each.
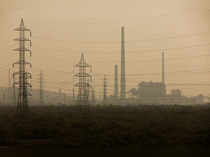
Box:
[0,0,210,98]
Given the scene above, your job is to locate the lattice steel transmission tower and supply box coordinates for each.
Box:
[13,18,32,113]
[73,53,92,105]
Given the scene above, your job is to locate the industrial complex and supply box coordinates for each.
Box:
[0,19,207,112]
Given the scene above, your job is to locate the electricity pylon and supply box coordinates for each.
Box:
[73,53,92,105]
[13,18,32,113]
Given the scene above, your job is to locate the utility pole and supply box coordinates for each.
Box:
[2,90,6,105]
[40,71,44,105]
[7,68,12,105]
[162,50,166,95]
[162,51,165,85]
[72,87,75,104]
[8,68,11,88]
[114,64,119,99]
[12,79,16,106]
[91,87,96,105]
[58,88,62,104]
[63,92,66,105]
[91,76,96,105]
[103,75,107,104]
[13,18,32,113]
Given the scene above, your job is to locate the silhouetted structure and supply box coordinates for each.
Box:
[114,64,119,99]
[40,71,44,105]
[129,52,166,103]
[135,82,166,98]
[13,18,32,113]
[12,80,17,105]
[63,92,66,105]
[7,68,12,105]
[120,27,126,100]
[72,87,75,103]
[91,87,96,105]
[103,75,107,104]
[129,52,204,105]
[162,51,165,85]
[73,53,92,105]
[58,88,62,104]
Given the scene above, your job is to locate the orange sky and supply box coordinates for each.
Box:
[0,0,210,98]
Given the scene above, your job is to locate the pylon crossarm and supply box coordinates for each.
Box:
[14,38,30,41]
[14,27,31,32]
[13,47,31,52]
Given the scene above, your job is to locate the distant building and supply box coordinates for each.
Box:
[128,52,204,105]
[136,81,166,98]
[129,86,204,105]
[170,89,182,97]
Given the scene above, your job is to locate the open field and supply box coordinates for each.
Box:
[0,105,210,155]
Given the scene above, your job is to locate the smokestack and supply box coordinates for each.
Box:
[114,64,119,98]
[120,26,126,99]
[162,51,165,85]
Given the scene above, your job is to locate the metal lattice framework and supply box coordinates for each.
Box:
[73,53,92,105]
[13,18,32,113]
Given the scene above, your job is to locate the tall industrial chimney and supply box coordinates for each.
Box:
[162,51,165,85]
[114,64,119,99]
[120,26,126,99]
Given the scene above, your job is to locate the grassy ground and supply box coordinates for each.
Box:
[0,145,210,157]
[0,105,210,155]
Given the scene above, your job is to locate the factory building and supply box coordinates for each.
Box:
[136,81,166,98]
[129,52,204,105]
[130,52,166,102]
